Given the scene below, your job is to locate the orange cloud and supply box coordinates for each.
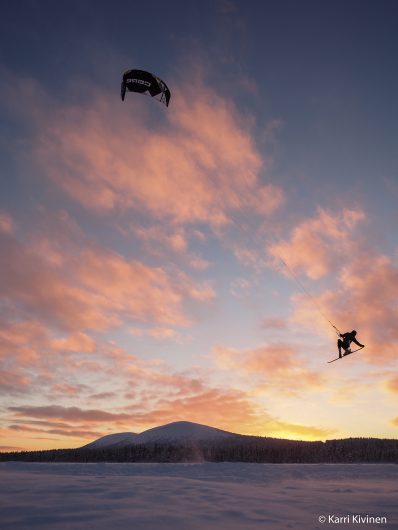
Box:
[128,388,260,432]
[390,417,398,427]
[120,385,330,440]
[0,446,27,452]
[384,375,398,394]
[264,419,334,440]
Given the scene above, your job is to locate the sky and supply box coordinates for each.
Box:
[0,0,397,451]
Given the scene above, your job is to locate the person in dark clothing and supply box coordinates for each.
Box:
[337,330,364,358]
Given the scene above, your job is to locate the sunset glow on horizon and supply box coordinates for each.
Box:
[1,0,397,452]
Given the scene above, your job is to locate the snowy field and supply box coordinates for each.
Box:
[0,462,397,529]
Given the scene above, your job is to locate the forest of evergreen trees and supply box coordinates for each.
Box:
[1,436,397,463]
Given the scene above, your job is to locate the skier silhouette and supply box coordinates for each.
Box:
[337,330,364,358]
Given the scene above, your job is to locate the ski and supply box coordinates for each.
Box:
[328,346,364,364]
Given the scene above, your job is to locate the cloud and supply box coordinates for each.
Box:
[133,225,188,253]
[131,224,211,270]
[0,211,15,234]
[50,333,96,353]
[268,208,365,279]
[0,219,215,334]
[88,392,117,401]
[292,252,398,363]
[261,317,288,330]
[74,247,214,324]
[338,255,398,355]
[390,417,398,427]
[214,343,325,396]
[0,230,111,332]
[0,446,27,452]
[126,388,260,433]
[121,385,330,440]
[129,326,187,342]
[0,369,33,396]
[4,359,332,444]
[229,277,251,297]
[0,319,48,364]
[51,382,92,397]
[0,71,356,448]
[7,423,102,439]
[267,206,398,365]
[20,74,283,227]
[8,405,132,423]
[264,419,334,440]
[384,375,398,394]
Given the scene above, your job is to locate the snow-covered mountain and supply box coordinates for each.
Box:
[83,432,138,449]
[83,421,240,449]
[134,421,238,444]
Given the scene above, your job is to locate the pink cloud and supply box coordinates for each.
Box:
[0,221,214,333]
[0,231,110,332]
[8,405,132,423]
[131,224,211,270]
[121,386,331,440]
[50,333,96,353]
[51,382,91,397]
[268,208,365,279]
[0,319,48,365]
[292,252,398,363]
[88,392,117,401]
[129,326,186,342]
[214,343,325,396]
[0,369,32,396]
[27,77,283,226]
[3,351,333,445]
[8,423,103,439]
[266,206,398,365]
[261,317,288,330]
[0,211,15,234]
[132,225,188,253]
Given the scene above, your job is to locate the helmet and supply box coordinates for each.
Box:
[351,330,357,335]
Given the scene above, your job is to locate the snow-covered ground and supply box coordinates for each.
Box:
[1,462,397,529]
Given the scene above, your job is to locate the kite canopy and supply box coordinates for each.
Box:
[121,69,171,107]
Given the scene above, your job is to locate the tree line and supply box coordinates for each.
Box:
[1,436,397,463]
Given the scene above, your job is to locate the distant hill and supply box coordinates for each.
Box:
[83,432,138,449]
[83,421,239,449]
